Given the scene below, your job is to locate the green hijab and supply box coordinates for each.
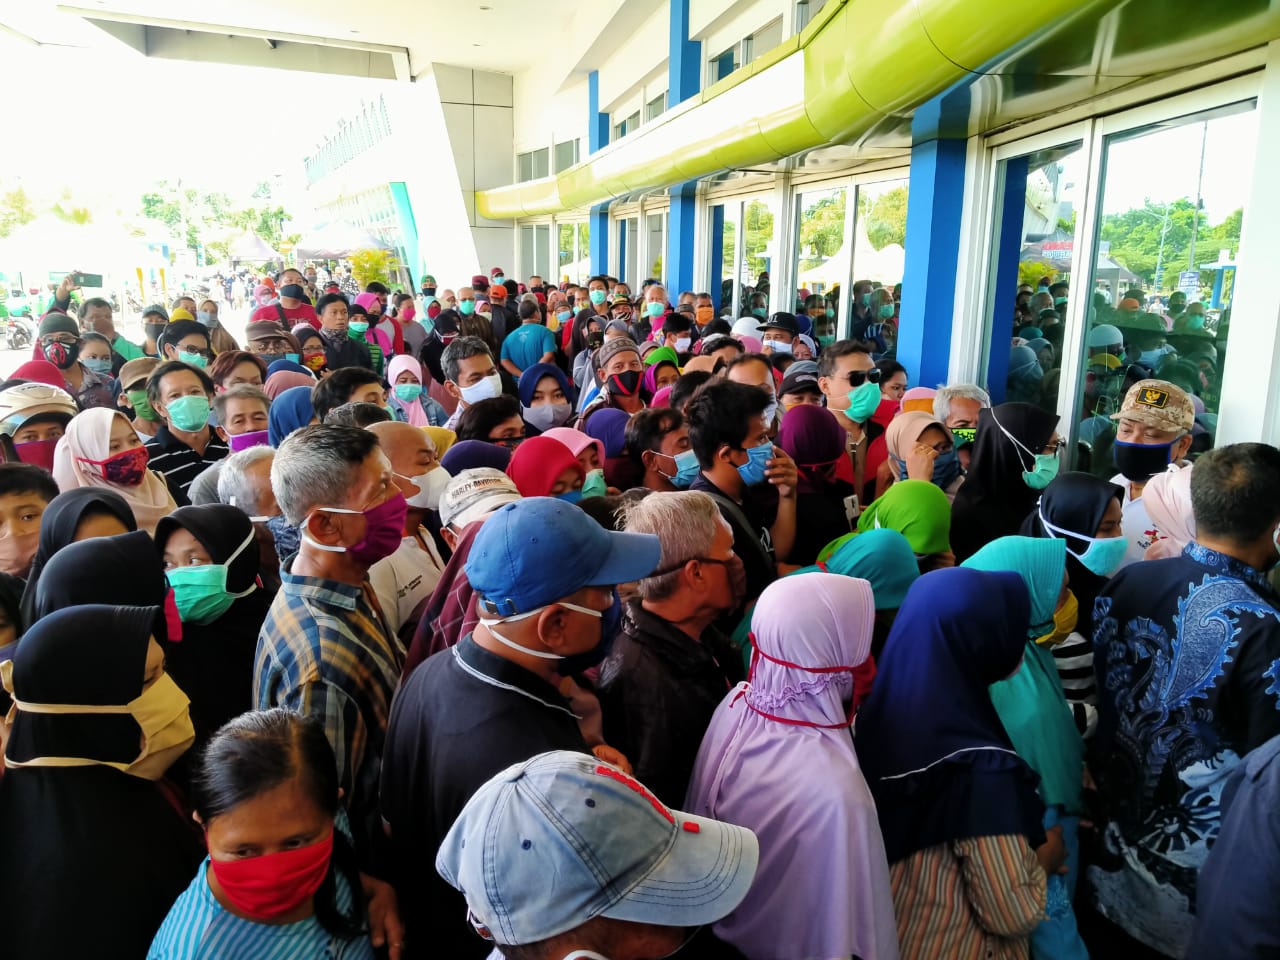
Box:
[793,527,919,611]
[818,480,951,561]
[643,345,680,369]
[962,536,1083,811]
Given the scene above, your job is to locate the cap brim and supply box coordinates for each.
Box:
[583,529,663,588]
[450,494,521,529]
[602,810,759,929]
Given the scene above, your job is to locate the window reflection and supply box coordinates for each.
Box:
[793,186,845,348]
[740,199,775,319]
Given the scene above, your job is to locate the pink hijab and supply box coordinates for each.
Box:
[387,355,429,427]
[1143,464,1195,560]
[686,573,898,960]
[542,426,605,471]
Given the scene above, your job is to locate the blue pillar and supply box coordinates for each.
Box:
[1210,267,1226,308]
[983,157,1028,403]
[590,203,609,278]
[710,204,725,309]
[897,99,969,391]
[669,0,700,106]
[617,219,628,284]
[388,182,423,285]
[667,182,697,298]
[588,71,609,155]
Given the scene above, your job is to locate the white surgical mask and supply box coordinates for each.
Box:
[459,373,502,405]
[673,337,691,353]
[399,467,450,511]
[766,338,792,354]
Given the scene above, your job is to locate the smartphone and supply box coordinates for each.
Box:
[70,272,103,287]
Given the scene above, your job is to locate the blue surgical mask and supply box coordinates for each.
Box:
[1138,345,1173,368]
[196,310,216,328]
[84,357,113,376]
[844,379,882,422]
[766,338,792,354]
[930,448,963,489]
[1038,507,1129,578]
[557,309,572,324]
[736,442,772,487]
[285,352,300,363]
[557,489,583,504]
[660,448,701,488]
[494,275,505,285]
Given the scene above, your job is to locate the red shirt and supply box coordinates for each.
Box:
[250,302,320,329]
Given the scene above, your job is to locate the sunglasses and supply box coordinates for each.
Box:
[844,368,882,387]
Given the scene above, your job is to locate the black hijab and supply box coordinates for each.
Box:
[19,487,137,627]
[1020,471,1124,638]
[950,402,1059,562]
[154,505,271,748]
[0,605,203,957]
[33,532,171,639]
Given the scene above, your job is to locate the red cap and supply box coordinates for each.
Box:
[489,285,507,300]
[490,267,505,277]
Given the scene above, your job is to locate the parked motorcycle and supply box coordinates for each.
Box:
[6,316,34,351]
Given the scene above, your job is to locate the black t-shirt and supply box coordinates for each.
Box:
[689,474,777,614]
[380,635,588,959]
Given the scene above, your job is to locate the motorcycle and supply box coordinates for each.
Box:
[5,316,34,351]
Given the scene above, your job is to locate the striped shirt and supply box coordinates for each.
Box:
[1051,631,1098,737]
[146,425,229,499]
[254,569,403,863]
[890,835,1046,960]
[148,859,374,959]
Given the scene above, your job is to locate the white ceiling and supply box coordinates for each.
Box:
[1,0,604,76]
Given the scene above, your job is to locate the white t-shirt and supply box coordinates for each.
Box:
[1112,470,1169,569]
[368,527,444,642]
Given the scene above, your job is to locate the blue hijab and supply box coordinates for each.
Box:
[440,439,511,475]
[267,385,314,447]
[517,363,573,407]
[855,567,1046,863]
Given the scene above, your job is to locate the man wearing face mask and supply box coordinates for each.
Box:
[366,421,447,646]
[597,492,747,807]
[575,276,612,326]
[758,311,800,357]
[579,337,646,428]
[440,335,504,431]
[626,408,697,493]
[1108,379,1195,569]
[437,751,759,960]
[657,311,695,356]
[256,425,408,873]
[0,463,58,579]
[1089,443,1280,958]
[631,283,668,344]
[144,360,228,500]
[36,311,115,410]
[818,340,882,497]
[315,292,373,371]
[382,496,661,959]
[216,445,284,595]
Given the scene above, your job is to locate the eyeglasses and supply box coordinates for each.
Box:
[179,346,213,359]
[42,336,79,347]
[841,368,882,387]
[1042,438,1067,455]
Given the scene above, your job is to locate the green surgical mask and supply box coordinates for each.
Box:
[349,321,369,335]
[581,468,607,499]
[164,394,211,433]
[845,379,882,422]
[818,334,836,348]
[1022,453,1060,490]
[165,529,258,624]
[126,389,160,422]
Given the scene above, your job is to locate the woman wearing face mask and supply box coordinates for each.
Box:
[386,355,448,428]
[1020,472,1125,739]
[687,573,899,960]
[950,402,1062,564]
[883,411,964,501]
[0,604,204,957]
[293,325,331,378]
[150,708,377,959]
[963,537,1088,960]
[454,395,526,449]
[208,350,269,393]
[518,362,575,433]
[581,407,636,493]
[155,506,272,748]
[18,485,136,627]
[856,569,1056,960]
[776,404,856,566]
[51,407,179,534]
[199,299,241,354]
[349,298,391,377]
[505,435,586,501]
[79,331,116,379]
[640,346,681,402]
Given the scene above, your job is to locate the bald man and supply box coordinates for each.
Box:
[367,421,448,643]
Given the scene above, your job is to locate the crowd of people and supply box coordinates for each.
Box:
[0,261,1273,960]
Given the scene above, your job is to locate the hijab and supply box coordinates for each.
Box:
[776,404,854,496]
[33,532,171,637]
[950,402,1059,562]
[687,574,897,960]
[19,487,137,627]
[854,567,1046,863]
[962,536,1084,812]
[504,436,584,498]
[424,426,455,458]
[51,408,177,535]
[517,363,573,408]
[1141,464,1195,560]
[581,407,629,458]
[10,360,65,388]
[795,527,919,611]
[641,360,678,400]
[0,604,203,958]
[387,355,430,427]
[267,384,315,446]
[835,479,950,557]
[440,439,511,475]
[264,369,314,399]
[884,410,963,493]
[543,426,605,468]
[900,386,936,414]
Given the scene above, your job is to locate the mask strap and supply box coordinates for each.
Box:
[987,407,1035,472]
[748,633,858,675]
[299,506,365,553]
[221,529,261,598]
[1035,504,1091,561]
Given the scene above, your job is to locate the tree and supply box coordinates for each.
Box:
[862,187,909,250]
[0,188,37,238]
[798,191,846,262]
[349,248,400,288]
[743,201,774,278]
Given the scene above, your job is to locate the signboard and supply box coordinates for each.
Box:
[1178,270,1200,297]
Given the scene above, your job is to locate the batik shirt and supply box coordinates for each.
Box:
[1090,542,1280,955]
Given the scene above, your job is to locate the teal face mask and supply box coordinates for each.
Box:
[348,321,369,335]
[1188,314,1206,329]
[752,307,768,318]
[581,468,608,499]
[991,408,1060,490]
[1038,507,1128,577]
[179,348,208,369]
[825,308,835,319]
[659,448,700,489]
[645,301,664,318]
[394,383,423,402]
[165,394,211,432]
[818,334,835,348]
[860,293,871,307]
[877,304,895,320]
[845,379,882,422]
[589,289,607,305]
[459,300,476,316]
[166,529,258,624]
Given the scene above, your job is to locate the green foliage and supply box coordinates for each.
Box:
[349,248,399,288]
[798,191,846,260]
[0,188,37,238]
[1020,261,1058,287]
[743,201,773,278]
[861,187,909,250]
[1099,199,1241,291]
[137,181,292,261]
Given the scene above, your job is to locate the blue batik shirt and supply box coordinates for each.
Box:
[1090,542,1280,956]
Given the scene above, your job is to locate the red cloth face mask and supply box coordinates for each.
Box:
[742,633,858,729]
[210,829,334,920]
[14,437,59,471]
[77,445,150,486]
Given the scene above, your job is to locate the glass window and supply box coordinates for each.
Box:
[558,223,577,284]
[645,92,667,124]
[531,148,550,180]
[708,203,735,314]
[742,198,776,317]
[795,0,827,32]
[793,185,847,345]
[553,139,579,173]
[746,18,782,62]
[710,48,736,85]
[647,213,666,281]
[577,223,591,282]
[517,152,533,183]
[519,226,535,280]
[850,178,908,335]
[616,217,639,284]
[1076,101,1255,477]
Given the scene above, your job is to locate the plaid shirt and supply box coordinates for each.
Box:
[254,568,403,863]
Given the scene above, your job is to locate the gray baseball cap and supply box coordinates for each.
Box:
[438,467,520,529]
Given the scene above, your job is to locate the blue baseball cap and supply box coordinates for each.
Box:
[437,750,759,946]
[465,497,661,617]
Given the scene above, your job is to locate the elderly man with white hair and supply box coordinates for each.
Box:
[597,490,748,806]
[934,383,991,469]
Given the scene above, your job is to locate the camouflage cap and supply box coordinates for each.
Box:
[1110,379,1195,433]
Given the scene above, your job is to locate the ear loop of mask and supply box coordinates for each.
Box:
[478,602,603,660]
[298,506,364,554]
[1036,503,1097,562]
[221,528,262,598]
[988,407,1036,473]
